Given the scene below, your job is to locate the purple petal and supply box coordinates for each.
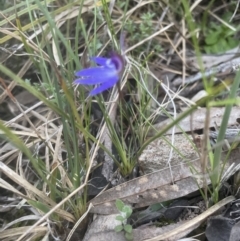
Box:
[90,57,109,66]
[74,77,106,85]
[110,53,124,73]
[89,76,119,96]
[75,67,117,82]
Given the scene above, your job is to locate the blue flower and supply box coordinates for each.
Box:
[74,52,124,96]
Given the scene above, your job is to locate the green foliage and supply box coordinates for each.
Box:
[116,199,125,211]
[139,12,155,35]
[124,224,132,233]
[203,14,238,54]
[122,206,133,218]
[124,12,162,53]
[0,0,11,10]
[115,224,124,232]
[210,70,240,203]
[88,38,103,52]
[98,97,142,177]
[2,0,240,239]
[182,0,240,204]
[116,215,125,222]
[115,199,133,240]
[125,232,134,240]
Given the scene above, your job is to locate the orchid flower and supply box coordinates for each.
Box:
[74,52,124,96]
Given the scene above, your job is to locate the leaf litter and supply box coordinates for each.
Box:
[1,1,240,241]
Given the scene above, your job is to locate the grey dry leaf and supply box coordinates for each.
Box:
[90,138,240,215]
[173,52,240,87]
[144,196,235,241]
[6,90,38,116]
[230,221,240,241]
[82,214,123,241]
[0,142,16,153]
[205,216,235,241]
[148,106,240,137]
[139,134,198,174]
[186,46,240,70]
[85,198,235,241]
[90,159,204,215]
[83,214,190,241]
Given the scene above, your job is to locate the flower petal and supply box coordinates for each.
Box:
[89,76,119,96]
[110,53,124,73]
[74,77,105,85]
[75,67,117,82]
[90,57,109,66]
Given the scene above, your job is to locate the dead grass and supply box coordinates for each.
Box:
[0,0,240,240]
